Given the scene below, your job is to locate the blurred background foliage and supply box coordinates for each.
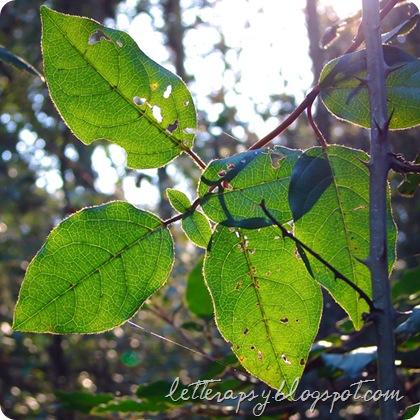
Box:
[0,0,418,418]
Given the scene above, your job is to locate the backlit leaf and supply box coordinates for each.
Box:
[289,145,397,329]
[320,45,420,129]
[185,258,213,318]
[181,211,212,249]
[13,201,174,333]
[41,6,196,169]
[204,225,322,391]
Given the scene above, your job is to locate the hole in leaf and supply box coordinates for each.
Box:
[280,317,289,324]
[163,85,172,98]
[184,100,190,106]
[133,96,147,106]
[88,30,112,45]
[116,40,123,48]
[300,358,305,365]
[258,351,263,360]
[239,355,245,362]
[243,328,249,335]
[152,105,163,123]
[166,120,178,133]
[270,153,284,169]
[227,163,235,170]
[218,170,227,177]
[235,281,242,291]
[281,354,292,365]
[250,345,255,350]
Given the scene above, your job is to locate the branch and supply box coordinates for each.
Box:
[389,153,420,173]
[259,200,375,312]
[247,0,399,151]
[362,0,397,417]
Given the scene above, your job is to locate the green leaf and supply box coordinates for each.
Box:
[13,201,174,333]
[40,6,196,169]
[198,146,301,228]
[403,403,420,420]
[320,45,420,129]
[392,268,420,301]
[381,9,419,44]
[204,225,322,391]
[91,398,156,415]
[55,391,113,414]
[397,155,420,197]
[289,145,397,329]
[181,211,212,249]
[185,258,213,318]
[0,45,44,80]
[166,188,191,213]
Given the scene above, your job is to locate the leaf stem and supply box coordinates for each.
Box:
[306,96,328,148]
[259,200,375,312]
[184,147,207,170]
[362,0,398,418]
[247,0,399,152]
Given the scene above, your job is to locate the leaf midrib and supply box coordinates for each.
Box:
[237,230,290,391]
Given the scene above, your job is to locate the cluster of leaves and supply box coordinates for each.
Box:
[11,6,420,393]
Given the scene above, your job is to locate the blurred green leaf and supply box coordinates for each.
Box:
[403,402,420,419]
[320,46,420,129]
[186,258,213,318]
[198,147,301,228]
[91,398,159,415]
[120,350,141,367]
[41,6,196,169]
[13,201,174,333]
[204,224,322,391]
[393,268,420,301]
[55,391,113,414]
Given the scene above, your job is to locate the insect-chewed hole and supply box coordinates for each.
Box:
[88,30,112,45]
[281,354,292,365]
[152,105,163,123]
[166,120,178,133]
[133,96,147,106]
[258,350,263,360]
[243,328,249,335]
[280,317,289,324]
[163,85,172,98]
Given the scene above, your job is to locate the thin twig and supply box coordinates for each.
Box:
[389,153,420,173]
[184,147,207,170]
[260,201,375,312]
